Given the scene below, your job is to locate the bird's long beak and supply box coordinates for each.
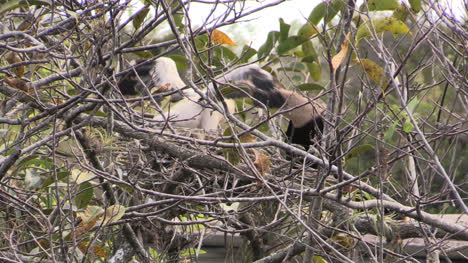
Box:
[170,88,198,102]
[170,91,185,102]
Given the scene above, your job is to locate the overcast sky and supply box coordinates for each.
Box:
[185,0,466,49]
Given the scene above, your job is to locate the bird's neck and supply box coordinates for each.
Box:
[279,89,324,128]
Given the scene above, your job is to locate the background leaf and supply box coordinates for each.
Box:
[296,83,324,92]
[277,36,308,54]
[279,18,291,41]
[356,17,412,42]
[75,182,94,209]
[364,0,400,11]
[258,31,280,59]
[408,0,422,12]
[132,7,150,30]
[345,144,375,161]
[306,61,321,81]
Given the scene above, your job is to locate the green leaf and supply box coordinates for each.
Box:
[75,182,94,209]
[277,36,308,54]
[174,13,184,29]
[239,46,257,63]
[180,248,206,257]
[365,0,400,11]
[133,50,154,58]
[298,23,318,39]
[133,7,150,30]
[384,121,397,142]
[243,97,254,106]
[41,171,68,188]
[325,0,344,23]
[408,0,421,13]
[403,121,414,133]
[306,62,321,81]
[301,56,317,63]
[279,18,291,41]
[195,34,209,50]
[222,128,241,165]
[166,54,187,70]
[292,75,303,82]
[308,2,326,25]
[356,17,412,42]
[283,63,306,72]
[302,40,318,61]
[296,83,324,92]
[345,144,375,161]
[407,97,419,113]
[392,4,410,22]
[258,31,280,59]
[0,0,50,15]
[214,46,238,65]
[308,0,344,25]
[313,255,329,263]
[258,123,270,133]
[17,156,53,170]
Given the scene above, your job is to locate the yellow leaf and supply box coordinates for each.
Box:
[210,29,237,46]
[78,242,107,258]
[93,244,107,258]
[353,58,388,91]
[331,233,355,249]
[356,17,412,42]
[253,150,270,178]
[240,133,256,143]
[102,205,126,224]
[331,32,350,72]
[71,169,94,184]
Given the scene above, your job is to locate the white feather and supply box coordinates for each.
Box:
[153,59,274,130]
[151,57,186,89]
[207,64,274,95]
[153,57,233,130]
[219,65,272,83]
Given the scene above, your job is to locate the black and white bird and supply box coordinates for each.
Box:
[150,57,236,130]
[118,57,325,150]
[217,64,326,151]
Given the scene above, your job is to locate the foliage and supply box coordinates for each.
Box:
[0,0,466,262]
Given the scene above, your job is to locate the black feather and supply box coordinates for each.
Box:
[248,68,276,92]
[286,117,324,151]
[117,61,155,95]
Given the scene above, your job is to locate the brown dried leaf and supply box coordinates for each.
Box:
[253,149,270,178]
[78,242,107,258]
[6,53,25,78]
[240,133,256,143]
[74,214,101,240]
[331,32,350,73]
[4,77,29,92]
[73,206,104,240]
